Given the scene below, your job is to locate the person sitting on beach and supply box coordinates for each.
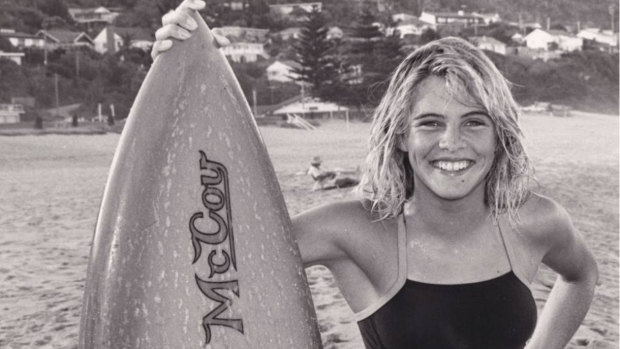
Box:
[307,156,358,191]
[153,2,598,348]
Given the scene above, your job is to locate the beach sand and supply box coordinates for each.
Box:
[0,112,617,348]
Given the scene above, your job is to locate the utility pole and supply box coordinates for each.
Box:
[43,32,48,66]
[610,4,617,33]
[75,51,80,78]
[54,73,60,117]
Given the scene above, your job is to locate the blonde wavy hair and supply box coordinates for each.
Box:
[357,37,532,222]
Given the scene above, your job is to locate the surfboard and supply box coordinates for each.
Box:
[78,12,322,349]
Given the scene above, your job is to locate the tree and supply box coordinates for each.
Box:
[339,7,404,107]
[0,37,14,52]
[291,5,339,96]
[420,28,441,45]
[376,30,404,80]
[36,0,70,22]
[349,7,383,61]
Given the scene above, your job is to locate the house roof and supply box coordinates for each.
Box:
[424,11,482,20]
[547,29,578,38]
[212,27,269,43]
[396,18,428,27]
[277,60,302,70]
[0,30,40,39]
[273,97,348,115]
[278,27,303,35]
[68,7,111,16]
[113,27,153,42]
[0,51,25,57]
[529,29,580,39]
[469,36,506,46]
[39,30,94,44]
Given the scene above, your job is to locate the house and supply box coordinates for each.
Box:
[469,36,507,55]
[0,51,25,65]
[11,97,35,108]
[472,12,501,25]
[37,30,94,50]
[511,32,525,44]
[515,46,562,61]
[269,2,322,16]
[0,29,45,49]
[272,97,348,119]
[327,26,344,40]
[222,1,245,11]
[419,10,484,30]
[524,29,583,52]
[219,41,268,62]
[0,104,25,124]
[266,60,301,83]
[93,26,153,54]
[278,27,303,41]
[68,7,120,24]
[212,27,270,63]
[577,28,618,50]
[388,17,430,38]
[392,13,418,23]
[212,27,270,42]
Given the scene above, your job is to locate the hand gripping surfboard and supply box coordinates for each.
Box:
[78,13,322,349]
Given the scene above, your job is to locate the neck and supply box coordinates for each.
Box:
[406,184,491,235]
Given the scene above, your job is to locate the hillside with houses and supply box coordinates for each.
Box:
[0,0,618,126]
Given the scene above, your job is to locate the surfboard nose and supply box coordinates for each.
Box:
[78,13,322,349]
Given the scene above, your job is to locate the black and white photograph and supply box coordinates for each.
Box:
[0,0,618,348]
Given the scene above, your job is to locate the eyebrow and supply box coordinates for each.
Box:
[412,110,490,120]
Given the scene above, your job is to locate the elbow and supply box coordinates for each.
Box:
[583,250,599,289]
[564,253,599,291]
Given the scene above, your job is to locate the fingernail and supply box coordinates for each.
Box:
[162,40,173,49]
[180,30,190,39]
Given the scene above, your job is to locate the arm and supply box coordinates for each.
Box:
[291,201,361,268]
[525,199,598,349]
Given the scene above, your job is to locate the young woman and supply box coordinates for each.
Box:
[152,1,598,348]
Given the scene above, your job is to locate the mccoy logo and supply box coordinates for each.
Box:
[189,150,243,344]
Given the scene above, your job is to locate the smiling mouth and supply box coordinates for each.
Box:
[431,160,474,172]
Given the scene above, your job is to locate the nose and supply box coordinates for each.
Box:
[438,126,465,151]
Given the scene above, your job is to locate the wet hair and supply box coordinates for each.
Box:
[357,37,532,222]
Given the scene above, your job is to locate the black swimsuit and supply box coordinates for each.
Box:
[356,215,537,349]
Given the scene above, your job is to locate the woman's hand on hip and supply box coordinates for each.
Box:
[151,0,206,61]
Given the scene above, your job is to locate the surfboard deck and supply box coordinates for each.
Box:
[78,12,322,349]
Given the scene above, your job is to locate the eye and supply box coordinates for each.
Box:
[417,120,441,128]
[464,117,489,127]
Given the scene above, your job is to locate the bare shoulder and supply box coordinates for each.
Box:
[294,199,387,241]
[292,199,389,267]
[515,192,574,250]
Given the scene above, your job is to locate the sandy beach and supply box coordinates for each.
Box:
[0,112,617,348]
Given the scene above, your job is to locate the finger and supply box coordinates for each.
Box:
[151,39,173,61]
[179,0,206,11]
[161,10,175,26]
[155,24,191,41]
[162,9,198,31]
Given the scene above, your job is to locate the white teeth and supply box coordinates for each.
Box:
[433,161,471,172]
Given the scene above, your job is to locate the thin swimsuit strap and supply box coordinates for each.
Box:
[401,212,530,287]
[352,214,407,321]
[352,213,531,322]
[496,220,515,272]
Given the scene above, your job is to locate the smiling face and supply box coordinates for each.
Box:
[402,76,497,203]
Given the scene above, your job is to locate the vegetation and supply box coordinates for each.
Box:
[0,0,617,120]
[291,5,339,95]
